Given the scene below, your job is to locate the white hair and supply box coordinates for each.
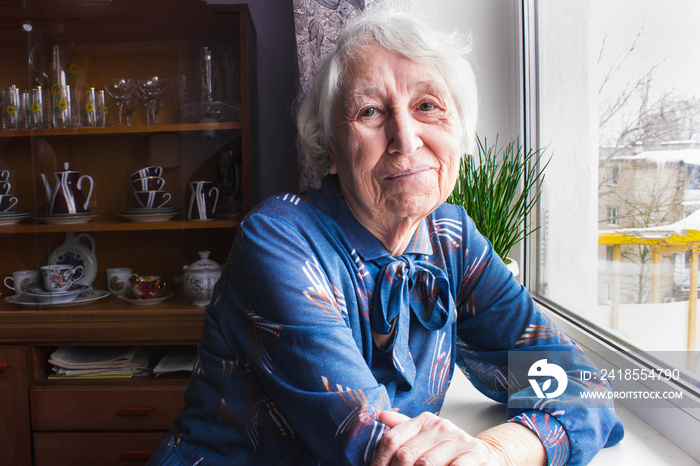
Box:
[296,9,478,179]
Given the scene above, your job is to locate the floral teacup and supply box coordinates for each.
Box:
[40,264,84,293]
[129,274,164,299]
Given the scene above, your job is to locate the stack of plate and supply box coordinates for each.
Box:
[0,210,30,225]
[120,207,178,222]
[5,285,110,308]
[35,212,98,225]
[24,285,89,304]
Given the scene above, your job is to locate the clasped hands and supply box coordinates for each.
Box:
[371,411,546,466]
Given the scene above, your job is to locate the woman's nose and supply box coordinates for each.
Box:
[386,110,423,156]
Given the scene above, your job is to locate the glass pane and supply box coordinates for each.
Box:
[535,0,700,378]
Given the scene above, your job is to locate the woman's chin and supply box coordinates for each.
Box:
[384,192,442,221]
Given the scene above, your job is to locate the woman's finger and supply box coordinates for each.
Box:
[390,416,481,466]
[413,434,487,466]
[378,410,411,428]
[373,412,468,466]
[372,413,429,466]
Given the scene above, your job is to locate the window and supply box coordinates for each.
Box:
[606,166,620,186]
[525,0,700,456]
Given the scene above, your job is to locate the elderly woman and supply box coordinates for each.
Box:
[148,9,623,466]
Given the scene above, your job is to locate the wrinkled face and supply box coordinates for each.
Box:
[329,44,462,228]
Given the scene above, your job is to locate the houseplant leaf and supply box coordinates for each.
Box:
[447,135,549,262]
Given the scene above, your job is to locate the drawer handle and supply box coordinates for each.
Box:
[118,407,153,417]
[121,450,153,460]
[0,364,7,372]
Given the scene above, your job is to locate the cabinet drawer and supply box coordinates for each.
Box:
[34,431,166,466]
[31,387,185,431]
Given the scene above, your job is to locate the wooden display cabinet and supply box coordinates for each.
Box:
[0,1,256,464]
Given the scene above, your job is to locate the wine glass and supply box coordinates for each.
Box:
[122,89,139,126]
[104,78,135,126]
[137,76,168,125]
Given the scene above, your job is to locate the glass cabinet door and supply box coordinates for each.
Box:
[0,2,255,464]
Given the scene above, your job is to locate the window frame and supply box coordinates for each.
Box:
[521,0,700,460]
[608,166,620,186]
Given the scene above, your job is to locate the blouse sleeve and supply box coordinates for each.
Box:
[209,211,390,465]
[453,214,624,466]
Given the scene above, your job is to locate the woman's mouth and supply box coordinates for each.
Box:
[385,166,434,180]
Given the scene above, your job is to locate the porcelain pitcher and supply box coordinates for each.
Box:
[188,180,219,221]
[41,162,94,215]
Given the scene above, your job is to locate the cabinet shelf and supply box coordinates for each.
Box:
[0,122,240,139]
[1,218,242,234]
[0,296,206,345]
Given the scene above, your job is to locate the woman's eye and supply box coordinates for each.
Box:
[359,107,378,118]
[418,101,437,111]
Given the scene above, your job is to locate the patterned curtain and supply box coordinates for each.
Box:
[293,0,408,190]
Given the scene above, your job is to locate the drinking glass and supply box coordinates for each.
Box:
[137,76,168,125]
[20,90,29,129]
[52,84,71,128]
[2,86,20,130]
[170,75,192,123]
[29,86,44,129]
[95,90,107,127]
[104,78,135,126]
[80,87,96,127]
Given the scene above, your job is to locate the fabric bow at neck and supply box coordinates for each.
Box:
[370,255,456,390]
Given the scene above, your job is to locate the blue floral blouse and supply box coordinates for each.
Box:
[147,175,623,466]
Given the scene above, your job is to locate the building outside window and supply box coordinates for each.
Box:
[527,0,700,454]
[531,0,700,356]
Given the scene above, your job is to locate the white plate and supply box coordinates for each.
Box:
[123,207,176,214]
[36,212,98,225]
[117,291,173,305]
[5,289,110,308]
[119,211,178,223]
[0,211,30,225]
[25,285,88,303]
[0,210,29,217]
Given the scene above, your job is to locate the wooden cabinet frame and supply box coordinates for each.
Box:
[0,2,256,464]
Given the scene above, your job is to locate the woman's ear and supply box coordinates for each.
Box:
[327,145,339,175]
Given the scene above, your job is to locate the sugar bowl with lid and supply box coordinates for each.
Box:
[182,251,222,307]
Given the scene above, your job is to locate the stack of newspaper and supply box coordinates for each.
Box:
[49,346,154,378]
[153,346,198,376]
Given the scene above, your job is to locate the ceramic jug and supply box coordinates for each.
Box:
[41,162,94,214]
[188,181,219,221]
[48,232,97,286]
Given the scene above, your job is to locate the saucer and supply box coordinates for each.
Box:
[36,212,98,225]
[25,285,89,304]
[119,210,178,223]
[5,288,109,308]
[117,291,173,305]
[123,207,176,214]
[0,211,30,225]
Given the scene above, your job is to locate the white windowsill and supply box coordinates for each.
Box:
[441,369,697,465]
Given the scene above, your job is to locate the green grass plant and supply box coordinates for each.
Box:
[447,135,549,261]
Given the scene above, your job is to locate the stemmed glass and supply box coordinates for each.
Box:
[104,78,136,126]
[137,76,168,125]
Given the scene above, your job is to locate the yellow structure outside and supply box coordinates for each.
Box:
[599,231,698,352]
